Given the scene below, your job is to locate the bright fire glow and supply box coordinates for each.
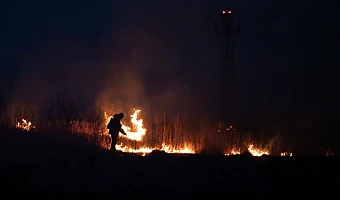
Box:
[225,149,240,156]
[12,112,298,157]
[104,109,146,141]
[99,134,195,156]
[226,148,294,157]
[247,144,270,156]
[225,145,269,156]
[16,119,35,131]
[104,109,195,155]
[116,143,195,156]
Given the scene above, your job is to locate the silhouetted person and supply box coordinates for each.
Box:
[107,113,127,151]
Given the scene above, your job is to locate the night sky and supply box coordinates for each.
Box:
[1,0,339,131]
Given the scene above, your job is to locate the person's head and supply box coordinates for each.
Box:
[118,113,124,120]
[113,114,118,118]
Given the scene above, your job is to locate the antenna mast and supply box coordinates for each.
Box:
[214,9,240,126]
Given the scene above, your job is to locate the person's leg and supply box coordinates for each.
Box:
[110,133,118,151]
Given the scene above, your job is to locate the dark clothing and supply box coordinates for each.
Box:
[108,117,125,133]
[107,117,126,150]
[110,129,119,150]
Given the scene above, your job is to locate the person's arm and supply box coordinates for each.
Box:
[119,124,127,135]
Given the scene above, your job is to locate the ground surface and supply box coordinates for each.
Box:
[1,152,339,199]
[1,129,339,199]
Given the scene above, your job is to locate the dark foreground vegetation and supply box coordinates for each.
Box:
[1,127,339,199]
[3,97,340,155]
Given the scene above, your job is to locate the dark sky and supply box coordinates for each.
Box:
[1,0,339,130]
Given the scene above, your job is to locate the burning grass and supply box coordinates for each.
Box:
[16,119,36,131]
[0,98,337,157]
[4,108,290,156]
[101,109,196,155]
[104,109,146,141]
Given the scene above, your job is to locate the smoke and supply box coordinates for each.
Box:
[2,0,217,125]
[95,63,145,115]
[9,41,106,109]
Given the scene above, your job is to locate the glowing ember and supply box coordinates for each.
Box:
[248,144,270,156]
[280,152,293,157]
[225,149,240,156]
[325,150,334,156]
[104,109,146,141]
[16,119,35,131]
[226,125,236,131]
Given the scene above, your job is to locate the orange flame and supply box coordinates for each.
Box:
[248,144,270,156]
[16,119,35,131]
[103,109,195,154]
[225,149,241,156]
[104,109,146,141]
[280,152,293,157]
[116,143,195,156]
[225,145,270,156]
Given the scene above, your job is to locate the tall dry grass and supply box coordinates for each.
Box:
[0,97,281,154]
[1,96,338,155]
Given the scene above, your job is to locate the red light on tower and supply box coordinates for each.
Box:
[222,10,232,15]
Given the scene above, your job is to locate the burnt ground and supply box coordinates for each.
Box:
[0,129,339,199]
[1,152,339,199]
